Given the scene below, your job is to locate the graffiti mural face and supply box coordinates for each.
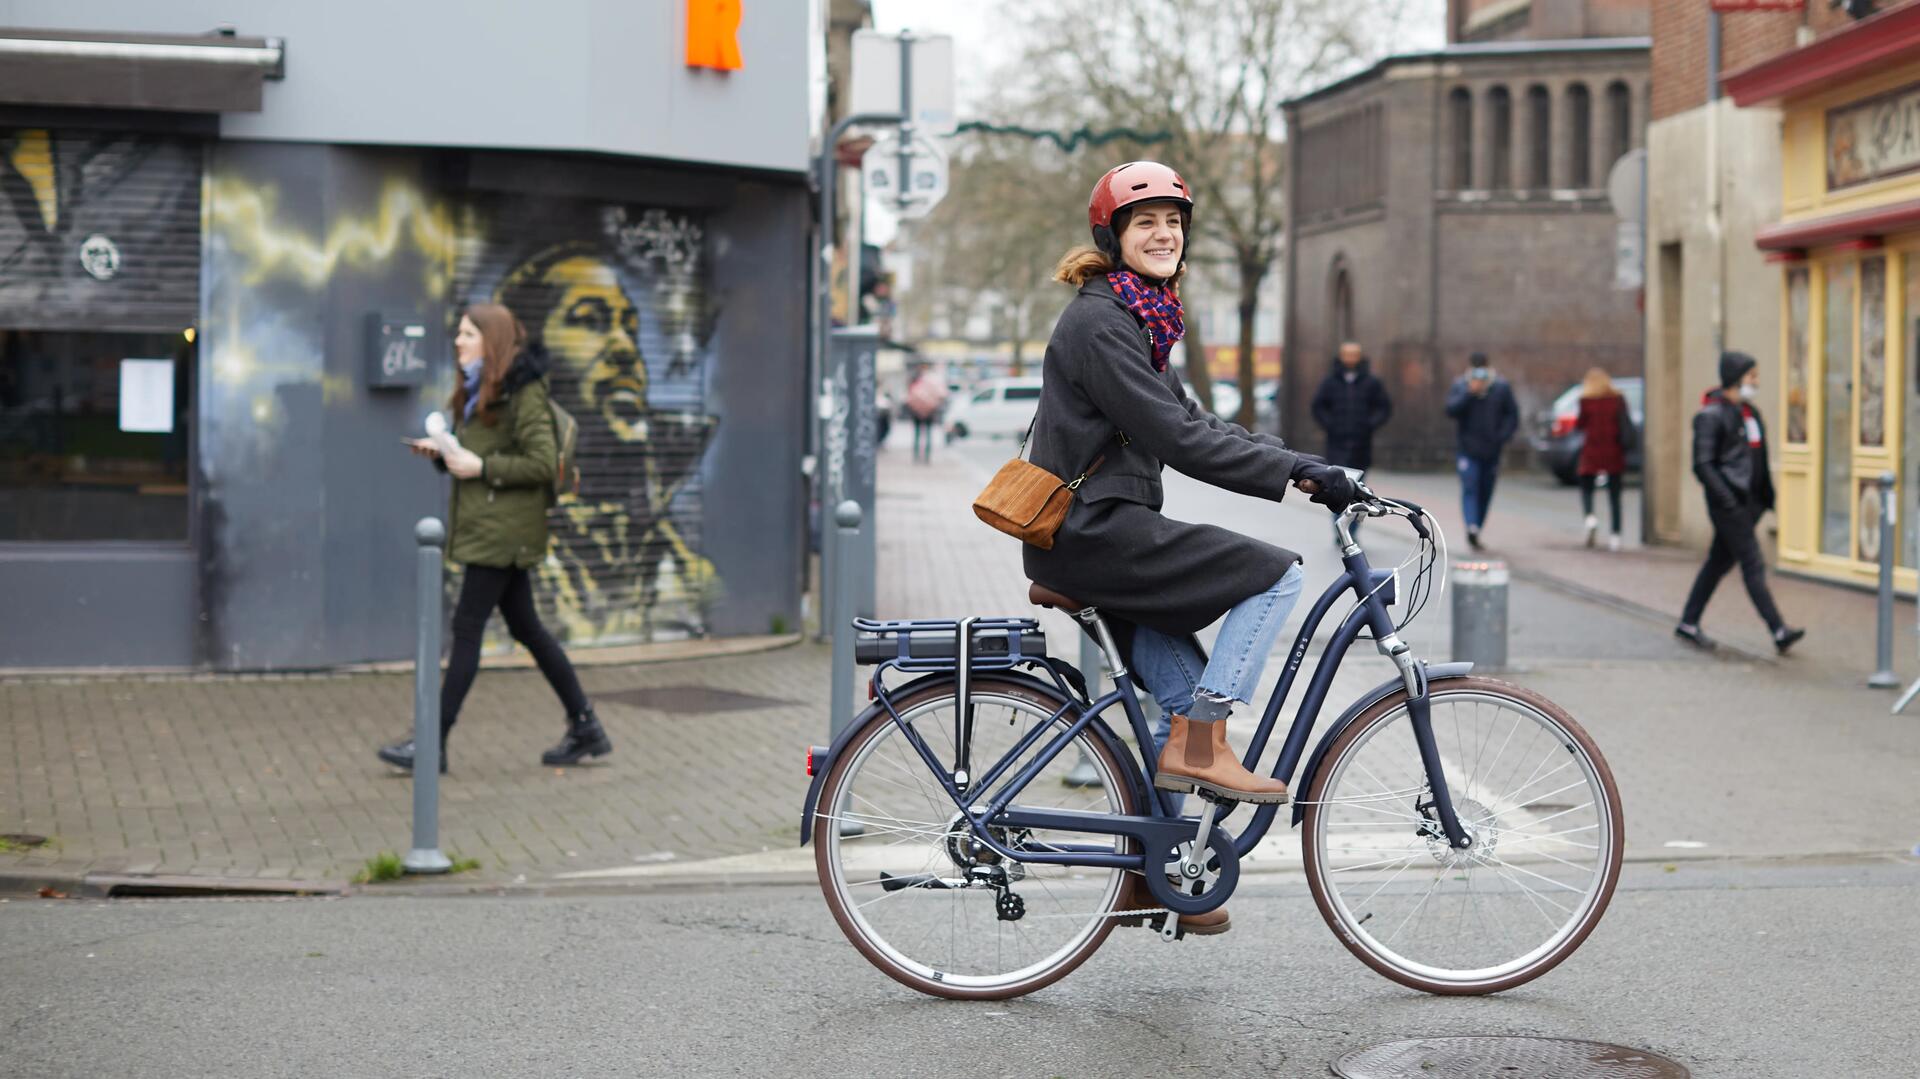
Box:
[491,236,719,644]
[538,254,650,441]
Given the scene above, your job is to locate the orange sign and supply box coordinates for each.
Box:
[687,0,743,71]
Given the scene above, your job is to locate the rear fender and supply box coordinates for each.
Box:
[1290,662,1475,827]
[799,670,1145,844]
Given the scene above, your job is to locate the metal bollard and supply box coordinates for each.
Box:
[1871,471,1898,689]
[404,518,452,875]
[829,501,863,741]
[1451,559,1509,671]
[1063,630,1106,788]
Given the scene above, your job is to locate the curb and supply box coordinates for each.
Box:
[0,868,348,899]
[9,848,1912,900]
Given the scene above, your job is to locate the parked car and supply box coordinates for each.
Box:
[946,377,1044,440]
[1532,377,1645,485]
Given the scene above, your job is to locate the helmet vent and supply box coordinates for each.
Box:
[1129,182,1150,191]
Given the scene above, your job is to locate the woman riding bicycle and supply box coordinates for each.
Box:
[1024,161,1359,927]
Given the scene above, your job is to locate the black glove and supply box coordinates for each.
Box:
[1293,460,1358,514]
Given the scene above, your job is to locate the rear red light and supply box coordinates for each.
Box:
[1551,415,1576,438]
[806,745,830,777]
[806,747,817,776]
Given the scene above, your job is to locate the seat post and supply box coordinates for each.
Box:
[1077,608,1129,682]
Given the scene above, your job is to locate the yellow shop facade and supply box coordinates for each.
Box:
[1728,5,1920,589]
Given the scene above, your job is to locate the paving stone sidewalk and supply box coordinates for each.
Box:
[5,443,1916,894]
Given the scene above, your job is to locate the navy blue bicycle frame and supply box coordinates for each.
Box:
[866,536,1469,873]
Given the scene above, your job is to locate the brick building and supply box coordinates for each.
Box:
[1646,0,1920,593]
[1282,1,1649,468]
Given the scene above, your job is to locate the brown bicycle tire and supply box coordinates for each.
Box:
[813,677,1140,1001]
[1300,675,1625,996]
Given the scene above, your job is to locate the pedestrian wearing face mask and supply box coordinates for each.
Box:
[379,303,611,773]
[1674,351,1805,655]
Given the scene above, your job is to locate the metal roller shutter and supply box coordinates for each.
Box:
[0,128,202,333]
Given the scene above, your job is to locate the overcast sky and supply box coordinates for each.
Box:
[860,1,1448,242]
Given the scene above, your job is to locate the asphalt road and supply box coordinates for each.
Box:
[3,858,1916,1078]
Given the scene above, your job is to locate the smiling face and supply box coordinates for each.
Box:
[537,255,648,441]
[1118,202,1183,279]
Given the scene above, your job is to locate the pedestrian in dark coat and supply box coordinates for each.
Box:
[1444,353,1520,549]
[1574,367,1632,549]
[1675,351,1804,654]
[1310,342,1392,471]
[378,303,612,774]
[1021,160,1356,829]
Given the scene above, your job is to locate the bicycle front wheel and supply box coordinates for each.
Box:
[813,677,1140,1000]
[1301,676,1623,995]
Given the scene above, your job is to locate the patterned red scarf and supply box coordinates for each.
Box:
[1107,270,1184,371]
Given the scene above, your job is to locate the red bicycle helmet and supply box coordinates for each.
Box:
[1088,161,1194,261]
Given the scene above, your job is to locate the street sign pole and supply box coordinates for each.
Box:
[898,32,915,219]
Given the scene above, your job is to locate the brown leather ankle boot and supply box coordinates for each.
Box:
[1153,715,1290,804]
[1114,873,1230,935]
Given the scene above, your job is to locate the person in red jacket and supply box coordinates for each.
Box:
[1573,367,1633,550]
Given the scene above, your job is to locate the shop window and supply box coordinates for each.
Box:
[1449,88,1473,189]
[1527,86,1552,188]
[1821,262,1856,559]
[0,329,192,542]
[1567,83,1592,188]
[1606,81,1632,174]
[1860,256,1887,449]
[1489,86,1513,191]
[1785,267,1810,444]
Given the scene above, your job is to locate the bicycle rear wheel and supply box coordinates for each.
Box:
[813,678,1139,1000]
[1301,676,1623,995]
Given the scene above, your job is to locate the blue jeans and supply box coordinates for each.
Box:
[1129,564,1306,754]
[1458,454,1501,530]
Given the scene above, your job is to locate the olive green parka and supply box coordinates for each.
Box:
[442,348,557,569]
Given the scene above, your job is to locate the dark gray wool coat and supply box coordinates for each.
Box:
[1022,279,1304,641]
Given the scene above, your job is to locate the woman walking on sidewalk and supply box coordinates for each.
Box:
[378,304,612,773]
[1574,367,1632,551]
[1022,161,1356,934]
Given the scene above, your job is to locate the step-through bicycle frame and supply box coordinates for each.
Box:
[820,506,1477,880]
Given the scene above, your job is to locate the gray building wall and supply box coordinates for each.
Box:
[193,141,806,668]
[0,0,810,174]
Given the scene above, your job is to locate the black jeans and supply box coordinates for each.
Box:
[1579,473,1624,534]
[441,564,589,738]
[1680,504,1785,633]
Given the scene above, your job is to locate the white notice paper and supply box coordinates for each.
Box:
[119,359,174,433]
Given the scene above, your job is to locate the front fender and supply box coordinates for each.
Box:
[1290,661,1474,827]
[799,669,1145,844]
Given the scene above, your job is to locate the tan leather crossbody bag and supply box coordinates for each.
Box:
[971,420,1114,550]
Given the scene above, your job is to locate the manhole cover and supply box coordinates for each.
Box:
[597,685,795,715]
[1332,1037,1689,1079]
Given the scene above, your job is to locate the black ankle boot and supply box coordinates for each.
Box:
[376,736,448,774]
[541,708,613,766]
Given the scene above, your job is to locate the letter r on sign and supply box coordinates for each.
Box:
[686,0,743,71]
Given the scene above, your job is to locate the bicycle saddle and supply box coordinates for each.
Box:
[1027,583,1085,614]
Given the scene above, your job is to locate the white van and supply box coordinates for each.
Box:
[946,377,1044,440]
